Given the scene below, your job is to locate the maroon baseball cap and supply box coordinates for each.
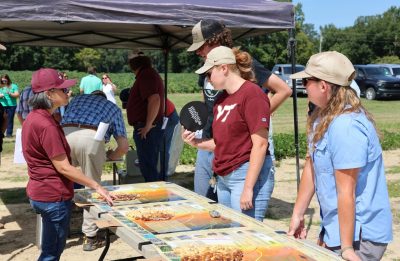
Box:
[31,68,77,93]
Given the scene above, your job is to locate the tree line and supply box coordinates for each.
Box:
[0,4,399,73]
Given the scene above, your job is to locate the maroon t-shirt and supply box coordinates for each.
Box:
[212,81,270,176]
[22,109,74,202]
[126,66,165,125]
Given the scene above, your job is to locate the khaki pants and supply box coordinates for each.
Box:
[63,127,106,237]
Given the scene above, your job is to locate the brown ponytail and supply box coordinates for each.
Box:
[229,48,256,83]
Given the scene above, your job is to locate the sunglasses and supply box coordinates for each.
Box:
[50,88,69,94]
[302,77,320,86]
[102,77,108,80]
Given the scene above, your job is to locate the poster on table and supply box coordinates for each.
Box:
[73,182,340,260]
[155,228,340,261]
[74,182,211,206]
[110,200,246,235]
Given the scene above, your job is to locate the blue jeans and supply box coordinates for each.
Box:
[4,106,16,137]
[268,118,275,161]
[194,149,218,201]
[160,110,179,176]
[30,199,72,261]
[133,121,164,182]
[217,155,274,221]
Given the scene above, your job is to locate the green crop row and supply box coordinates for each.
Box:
[0,70,200,94]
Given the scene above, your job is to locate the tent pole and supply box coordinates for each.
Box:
[288,28,300,191]
[161,47,169,181]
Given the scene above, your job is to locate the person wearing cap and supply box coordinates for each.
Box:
[287,51,392,261]
[126,54,165,182]
[79,66,102,94]
[187,19,291,202]
[21,68,114,260]
[61,90,128,251]
[183,46,273,222]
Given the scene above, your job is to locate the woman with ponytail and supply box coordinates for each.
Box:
[182,46,273,221]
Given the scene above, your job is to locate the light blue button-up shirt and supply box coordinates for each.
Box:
[310,111,392,247]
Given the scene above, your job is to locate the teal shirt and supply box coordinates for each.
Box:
[0,83,19,106]
[79,75,102,94]
[310,111,392,247]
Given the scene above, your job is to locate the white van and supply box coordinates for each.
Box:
[272,64,306,94]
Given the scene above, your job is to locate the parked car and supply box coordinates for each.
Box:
[272,64,306,95]
[354,65,400,100]
[372,64,400,78]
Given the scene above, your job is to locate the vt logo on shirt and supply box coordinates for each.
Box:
[216,104,237,122]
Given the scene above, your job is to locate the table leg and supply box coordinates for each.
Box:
[99,229,111,261]
[113,163,117,185]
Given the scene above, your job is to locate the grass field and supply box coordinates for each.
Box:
[167,93,400,134]
[3,70,399,134]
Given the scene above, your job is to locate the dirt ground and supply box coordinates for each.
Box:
[0,150,399,260]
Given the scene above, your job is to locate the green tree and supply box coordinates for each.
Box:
[97,49,130,73]
[74,48,101,70]
[374,55,400,64]
[42,47,79,70]
[320,7,400,64]
[0,46,44,70]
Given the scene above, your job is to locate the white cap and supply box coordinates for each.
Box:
[195,46,236,74]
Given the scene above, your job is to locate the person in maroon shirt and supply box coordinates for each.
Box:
[126,54,165,181]
[182,46,273,222]
[22,68,113,261]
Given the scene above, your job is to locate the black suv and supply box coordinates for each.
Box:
[354,65,400,100]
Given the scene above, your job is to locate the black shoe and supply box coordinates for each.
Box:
[82,235,104,251]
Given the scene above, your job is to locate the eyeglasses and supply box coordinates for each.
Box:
[302,77,320,86]
[102,77,108,80]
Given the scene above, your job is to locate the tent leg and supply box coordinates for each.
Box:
[161,48,169,181]
[288,28,301,191]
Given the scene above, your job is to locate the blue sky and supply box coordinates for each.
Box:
[293,0,400,30]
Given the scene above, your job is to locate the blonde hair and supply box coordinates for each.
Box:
[308,84,377,147]
[227,48,256,83]
[102,74,112,82]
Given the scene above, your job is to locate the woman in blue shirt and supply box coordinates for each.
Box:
[287,51,392,261]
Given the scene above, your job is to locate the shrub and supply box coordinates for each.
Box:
[180,144,198,165]
[381,131,400,150]
[179,133,308,165]
[273,133,307,161]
